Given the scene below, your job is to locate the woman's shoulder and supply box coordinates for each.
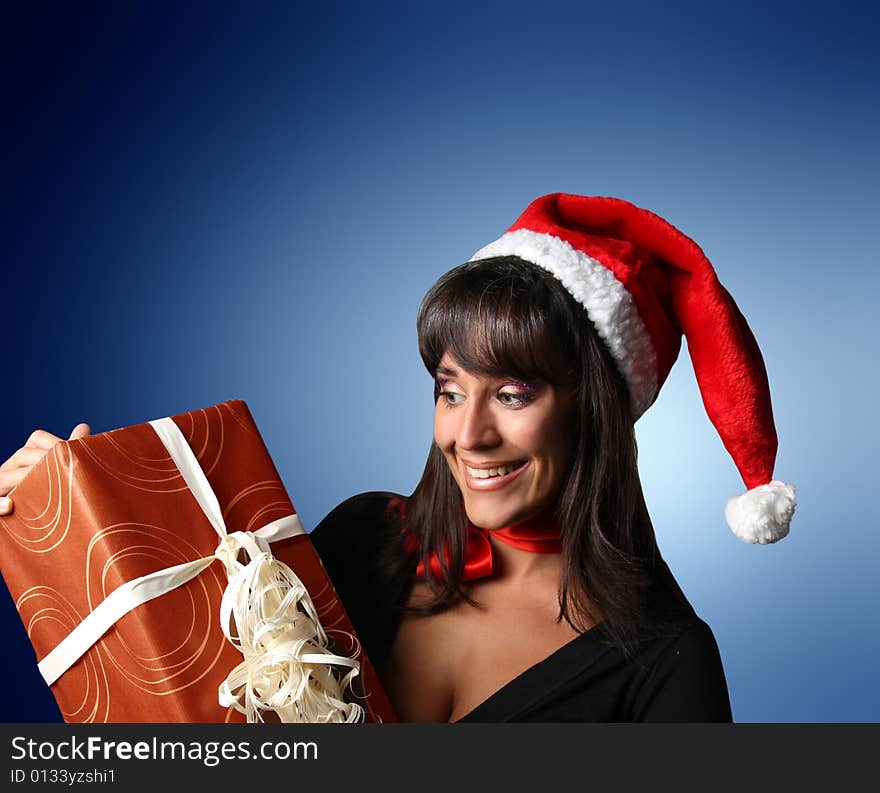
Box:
[642,615,723,668]
[309,490,410,581]
[630,614,732,722]
[309,491,405,551]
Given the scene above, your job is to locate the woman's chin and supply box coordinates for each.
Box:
[464,505,527,531]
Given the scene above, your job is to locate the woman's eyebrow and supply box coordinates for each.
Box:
[435,366,539,388]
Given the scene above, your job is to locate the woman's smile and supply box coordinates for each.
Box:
[461,459,529,490]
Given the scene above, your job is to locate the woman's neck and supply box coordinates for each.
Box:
[480,505,563,583]
[483,535,563,583]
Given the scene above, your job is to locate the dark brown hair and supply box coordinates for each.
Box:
[401,255,692,654]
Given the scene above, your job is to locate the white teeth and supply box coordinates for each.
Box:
[466,463,521,479]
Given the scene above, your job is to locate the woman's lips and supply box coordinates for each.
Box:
[461,460,529,491]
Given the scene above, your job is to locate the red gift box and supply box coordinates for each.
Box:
[0,400,397,723]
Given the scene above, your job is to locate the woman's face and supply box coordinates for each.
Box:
[433,352,576,531]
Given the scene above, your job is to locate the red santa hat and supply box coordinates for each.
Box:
[470,193,795,544]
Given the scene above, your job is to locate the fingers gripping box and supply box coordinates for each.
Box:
[0,400,397,723]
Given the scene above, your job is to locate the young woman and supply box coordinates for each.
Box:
[0,193,795,722]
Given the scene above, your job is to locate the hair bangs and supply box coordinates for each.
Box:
[417,256,578,388]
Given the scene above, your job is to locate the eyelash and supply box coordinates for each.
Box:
[437,390,535,409]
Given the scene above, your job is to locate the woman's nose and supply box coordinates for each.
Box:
[457,399,501,449]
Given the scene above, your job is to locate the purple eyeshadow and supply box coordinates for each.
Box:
[435,375,539,393]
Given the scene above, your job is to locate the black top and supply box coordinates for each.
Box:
[310,491,733,723]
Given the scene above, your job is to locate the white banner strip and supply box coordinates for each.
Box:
[36,417,305,686]
[148,418,227,540]
[38,557,215,686]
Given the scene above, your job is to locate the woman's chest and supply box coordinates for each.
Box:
[381,584,583,722]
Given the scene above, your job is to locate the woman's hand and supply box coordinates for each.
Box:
[0,424,91,515]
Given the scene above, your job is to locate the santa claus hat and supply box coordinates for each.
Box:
[470,193,795,544]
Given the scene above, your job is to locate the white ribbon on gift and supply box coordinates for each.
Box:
[36,417,365,723]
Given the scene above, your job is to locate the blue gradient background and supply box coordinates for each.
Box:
[2,2,877,722]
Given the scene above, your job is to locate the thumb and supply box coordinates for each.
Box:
[68,423,91,440]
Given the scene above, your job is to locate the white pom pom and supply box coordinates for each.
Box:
[725,480,796,544]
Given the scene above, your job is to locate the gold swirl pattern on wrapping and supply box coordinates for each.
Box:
[219,400,261,437]
[226,487,297,546]
[0,444,74,553]
[17,586,110,723]
[84,522,229,696]
[76,437,189,494]
[222,482,288,524]
[73,406,226,492]
[170,407,224,476]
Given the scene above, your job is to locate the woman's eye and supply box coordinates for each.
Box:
[439,391,464,405]
[498,391,532,407]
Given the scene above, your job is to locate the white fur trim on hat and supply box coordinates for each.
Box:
[725,480,796,544]
[471,228,659,418]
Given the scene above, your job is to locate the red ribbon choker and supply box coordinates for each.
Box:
[393,499,561,582]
